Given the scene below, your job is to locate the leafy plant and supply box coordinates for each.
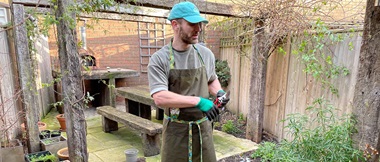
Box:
[237,113,245,124]
[251,97,365,162]
[222,120,242,134]
[27,152,58,162]
[41,138,58,145]
[251,142,276,161]
[293,19,351,96]
[215,59,231,87]
[39,130,51,139]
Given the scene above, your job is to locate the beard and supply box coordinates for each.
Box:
[179,26,198,44]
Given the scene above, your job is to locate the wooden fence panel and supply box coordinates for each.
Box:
[328,35,362,116]
[219,32,362,141]
[220,47,240,114]
[238,46,252,116]
[281,33,362,139]
[0,29,19,139]
[263,39,291,140]
[35,35,55,116]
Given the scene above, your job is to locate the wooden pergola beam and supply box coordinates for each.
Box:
[120,0,238,16]
[13,0,241,17]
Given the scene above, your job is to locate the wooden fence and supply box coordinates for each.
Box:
[0,29,55,128]
[220,32,362,140]
[0,29,19,139]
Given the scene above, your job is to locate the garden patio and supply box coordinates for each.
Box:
[41,104,258,161]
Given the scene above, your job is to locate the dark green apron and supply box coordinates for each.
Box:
[160,43,217,162]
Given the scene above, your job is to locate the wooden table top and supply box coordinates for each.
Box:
[82,68,139,80]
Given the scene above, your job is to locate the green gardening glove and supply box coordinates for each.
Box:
[196,97,220,121]
[196,97,213,112]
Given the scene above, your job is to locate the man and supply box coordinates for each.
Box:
[147,1,229,162]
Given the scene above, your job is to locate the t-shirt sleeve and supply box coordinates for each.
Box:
[148,53,169,96]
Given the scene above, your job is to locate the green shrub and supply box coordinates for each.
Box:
[251,97,365,162]
[215,59,231,87]
[222,120,242,134]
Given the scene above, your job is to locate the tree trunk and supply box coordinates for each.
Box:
[352,0,380,161]
[246,19,268,143]
[56,1,88,161]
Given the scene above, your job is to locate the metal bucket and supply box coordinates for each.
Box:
[125,148,138,162]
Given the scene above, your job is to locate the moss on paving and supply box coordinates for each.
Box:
[42,107,258,161]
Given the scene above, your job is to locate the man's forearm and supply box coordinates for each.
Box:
[152,90,200,108]
[208,79,223,96]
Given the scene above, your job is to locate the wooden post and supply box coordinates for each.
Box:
[246,19,268,143]
[12,4,41,152]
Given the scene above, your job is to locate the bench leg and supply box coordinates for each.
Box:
[140,104,151,120]
[126,99,139,116]
[141,133,160,157]
[155,108,164,120]
[101,116,118,133]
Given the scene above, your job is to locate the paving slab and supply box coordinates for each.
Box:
[42,105,258,161]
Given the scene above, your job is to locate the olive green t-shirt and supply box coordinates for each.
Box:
[147,43,217,96]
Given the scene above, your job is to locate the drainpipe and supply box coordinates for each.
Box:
[80,19,87,50]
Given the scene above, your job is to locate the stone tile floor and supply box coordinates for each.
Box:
[41,105,258,162]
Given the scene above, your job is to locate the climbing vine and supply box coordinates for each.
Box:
[292,19,352,96]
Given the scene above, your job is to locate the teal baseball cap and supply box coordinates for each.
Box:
[168,2,208,24]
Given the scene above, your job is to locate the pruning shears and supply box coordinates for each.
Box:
[213,91,230,111]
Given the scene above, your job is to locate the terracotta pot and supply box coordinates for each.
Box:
[57,147,69,160]
[56,114,66,132]
[21,121,47,132]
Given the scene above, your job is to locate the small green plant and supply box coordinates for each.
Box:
[27,153,58,162]
[222,120,242,134]
[251,142,276,161]
[41,138,58,145]
[251,97,365,162]
[237,113,245,124]
[215,59,231,87]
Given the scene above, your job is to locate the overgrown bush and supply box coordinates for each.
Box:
[215,59,231,87]
[251,97,365,162]
[222,120,242,134]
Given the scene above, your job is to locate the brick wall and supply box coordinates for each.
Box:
[48,17,222,103]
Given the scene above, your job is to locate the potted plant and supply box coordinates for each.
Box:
[25,150,58,162]
[39,130,51,139]
[40,136,67,156]
[56,114,66,132]
[50,130,61,138]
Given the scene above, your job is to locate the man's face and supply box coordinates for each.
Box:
[177,20,202,44]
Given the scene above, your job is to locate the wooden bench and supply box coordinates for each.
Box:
[96,106,162,156]
[116,85,164,120]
